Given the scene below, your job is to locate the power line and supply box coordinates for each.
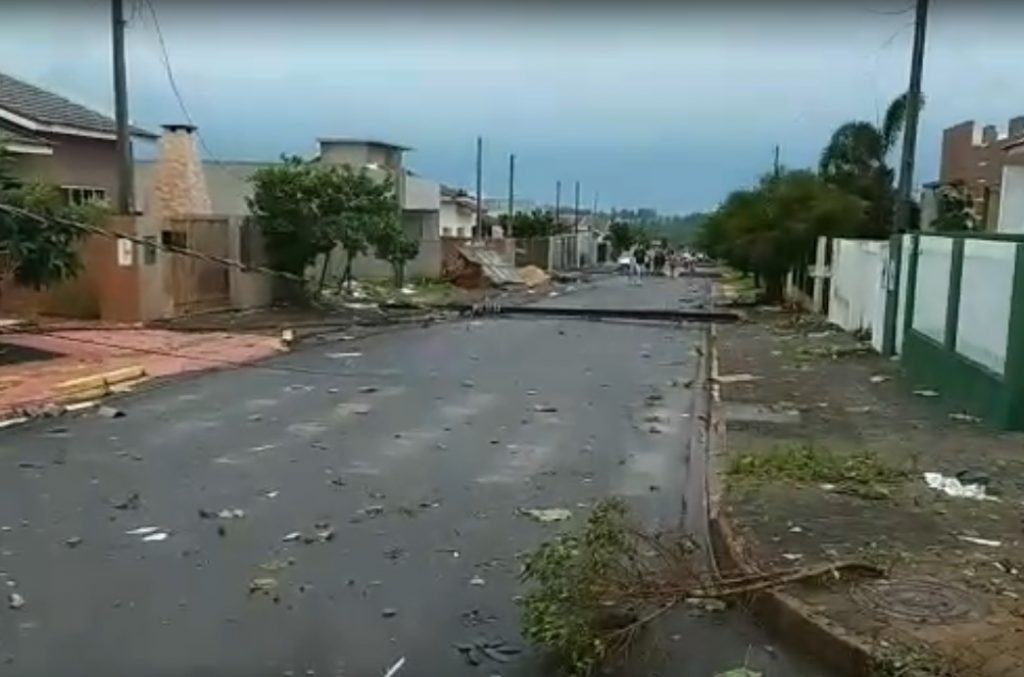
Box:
[0,201,304,284]
[862,3,915,15]
[140,0,252,183]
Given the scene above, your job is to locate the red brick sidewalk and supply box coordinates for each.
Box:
[0,327,284,416]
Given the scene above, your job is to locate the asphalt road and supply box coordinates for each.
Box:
[0,275,828,677]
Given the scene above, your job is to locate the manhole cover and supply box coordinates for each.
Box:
[851,577,986,624]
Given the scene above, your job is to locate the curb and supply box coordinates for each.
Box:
[702,321,880,677]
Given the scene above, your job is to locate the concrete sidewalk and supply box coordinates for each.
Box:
[0,327,284,417]
[711,308,1024,676]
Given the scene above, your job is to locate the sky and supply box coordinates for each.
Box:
[1,0,1022,214]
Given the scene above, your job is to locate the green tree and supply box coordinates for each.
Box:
[371,220,419,287]
[248,157,399,297]
[819,93,922,236]
[498,209,564,238]
[699,170,866,302]
[607,221,635,255]
[0,147,100,293]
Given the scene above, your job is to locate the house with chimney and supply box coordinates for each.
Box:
[0,71,156,206]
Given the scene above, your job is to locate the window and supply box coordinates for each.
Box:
[161,230,187,250]
[61,186,108,207]
[142,235,157,265]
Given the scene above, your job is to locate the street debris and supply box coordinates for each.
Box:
[97,405,125,419]
[923,472,997,501]
[382,657,406,677]
[125,526,160,536]
[469,575,486,587]
[265,491,280,499]
[714,668,762,677]
[520,508,572,523]
[869,375,890,384]
[949,412,982,423]
[358,386,379,394]
[454,638,521,667]
[248,577,279,596]
[958,535,1002,548]
[326,352,362,359]
[532,404,558,413]
[519,497,885,675]
[282,532,303,543]
[716,373,761,384]
[462,380,476,388]
[7,592,25,610]
[381,607,398,618]
[64,537,83,548]
[112,492,141,510]
[913,389,939,398]
[200,508,246,520]
[142,532,169,542]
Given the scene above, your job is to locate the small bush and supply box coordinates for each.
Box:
[727,444,907,489]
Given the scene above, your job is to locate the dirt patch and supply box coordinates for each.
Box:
[716,309,1024,675]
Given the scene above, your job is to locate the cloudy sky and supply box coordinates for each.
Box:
[1,1,1021,213]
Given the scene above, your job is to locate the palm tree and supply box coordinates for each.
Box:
[819,93,920,236]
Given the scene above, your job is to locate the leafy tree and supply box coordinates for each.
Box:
[930,182,977,232]
[372,220,419,287]
[498,209,565,238]
[699,170,866,302]
[819,93,923,236]
[607,221,635,255]
[0,147,100,293]
[248,157,399,297]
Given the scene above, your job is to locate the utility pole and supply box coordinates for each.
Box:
[111,0,133,215]
[773,144,781,178]
[507,153,515,231]
[573,180,581,234]
[554,180,561,224]
[474,136,483,239]
[894,0,929,233]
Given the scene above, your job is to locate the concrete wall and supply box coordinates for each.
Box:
[911,236,953,343]
[827,239,889,348]
[900,233,1024,429]
[404,175,441,211]
[7,128,119,199]
[998,165,1024,234]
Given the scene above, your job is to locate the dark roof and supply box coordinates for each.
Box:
[317,137,412,151]
[0,71,156,138]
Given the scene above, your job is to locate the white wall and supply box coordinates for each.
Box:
[998,165,1024,234]
[828,239,889,347]
[403,175,441,211]
[440,202,475,238]
[955,239,1016,374]
[912,236,953,343]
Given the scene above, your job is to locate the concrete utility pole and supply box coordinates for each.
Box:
[507,153,515,228]
[474,136,483,239]
[773,144,781,178]
[554,180,561,224]
[573,180,581,234]
[111,0,133,214]
[894,0,929,233]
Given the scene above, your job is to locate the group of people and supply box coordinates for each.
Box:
[625,246,695,284]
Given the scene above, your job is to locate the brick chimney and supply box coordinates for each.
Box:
[151,124,212,217]
[1009,116,1024,139]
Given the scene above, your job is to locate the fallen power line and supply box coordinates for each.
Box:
[381,301,741,324]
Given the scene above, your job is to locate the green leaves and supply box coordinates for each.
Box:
[0,180,94,290]
[248,157,400,285]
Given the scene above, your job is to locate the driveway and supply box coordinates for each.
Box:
[0,275,827,677]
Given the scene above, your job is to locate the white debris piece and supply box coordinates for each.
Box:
[125,526,160,535]
[913,389,939,398]
[958,535,1002,548]
[7,592,25,609]
[923,472,998,501]
[142,532,169,542]
[520,508,572,523]
[869,375,890,384]
[383,656,406,677]
[716,373,761,384]
[326,352,363,359]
